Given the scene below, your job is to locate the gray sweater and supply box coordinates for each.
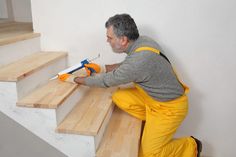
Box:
[85,36,184,101]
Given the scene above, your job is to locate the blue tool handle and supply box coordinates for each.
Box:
[68,59,89,74]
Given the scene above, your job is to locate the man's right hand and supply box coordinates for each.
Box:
[84,63,107,74]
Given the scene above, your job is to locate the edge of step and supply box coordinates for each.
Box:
[17,79,78,109]
[0,21,29,28]
[56,87,116,136]
[0,22,32,32]
[0,32,40,46]
[96,106,142,157]
[0,51,67,82]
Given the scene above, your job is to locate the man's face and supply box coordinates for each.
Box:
[106,26,124,53]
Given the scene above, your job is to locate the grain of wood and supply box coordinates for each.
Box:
[0,22,32,33]
[96,107,142,157]
[17,79,78,108]
[0,52,67,81]
[0,32,40,46]
[0,21,38,46]
[0,21,24,28]
[56,87,116,136]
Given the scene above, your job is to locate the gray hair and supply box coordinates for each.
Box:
[105,14,139,41]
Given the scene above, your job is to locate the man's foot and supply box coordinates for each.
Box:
[191,136,202,157]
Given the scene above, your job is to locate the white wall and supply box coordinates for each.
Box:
[31,0,236,156]
[11,0,32,22]
[0,0,8,18]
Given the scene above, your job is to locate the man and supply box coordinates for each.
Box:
[60,14,202,157]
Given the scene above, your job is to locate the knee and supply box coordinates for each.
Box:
[112,90,124,105]
[112,89,132,110]
[112,89,121,99]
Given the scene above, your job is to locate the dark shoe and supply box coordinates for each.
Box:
[191,136,202,157]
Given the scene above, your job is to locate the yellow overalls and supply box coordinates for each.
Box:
[112,47,198,157]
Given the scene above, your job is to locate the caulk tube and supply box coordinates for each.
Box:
[50,59,89,80]
[67,59,89,74]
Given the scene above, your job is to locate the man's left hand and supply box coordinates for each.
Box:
[58,73,86,84]
[58,73,77,84]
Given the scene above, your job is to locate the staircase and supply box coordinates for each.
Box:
[0,21,142,157]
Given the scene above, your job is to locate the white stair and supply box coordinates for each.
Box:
[56,87,116,151]
[0,51,68,99]
[0,21,142,157]
[0,22,41,67]
[17,79,89,125]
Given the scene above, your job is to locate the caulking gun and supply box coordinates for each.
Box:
[50,54,100,80]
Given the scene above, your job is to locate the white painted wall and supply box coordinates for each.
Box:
[31,0,236,156]
[0,0,8,18]
[11,0,32,22]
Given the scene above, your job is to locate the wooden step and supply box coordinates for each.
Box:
[0,52,67,81]
[0,19,12,23]
[96,107,142,157]
[17,79,78,108]
[0,22,32,32]
[0,21,18,28]
[56,87,115,136]
[0,35,41,68]
[0,32,40,46]
[0,22,38,46]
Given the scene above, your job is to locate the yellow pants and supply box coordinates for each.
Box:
[112,85,197,157]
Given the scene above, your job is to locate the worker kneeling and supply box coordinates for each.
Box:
[59,14,202,157]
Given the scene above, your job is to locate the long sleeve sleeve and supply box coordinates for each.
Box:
[84,53,146,87]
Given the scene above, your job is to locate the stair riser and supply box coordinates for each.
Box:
[0,37,40,67]
[95,104,114,150]
[16,57,67,99]
[0,82,17,104]
[0,82,96,157]
[56,85,90,125]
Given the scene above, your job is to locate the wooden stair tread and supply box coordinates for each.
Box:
[0,51,67,81]
[56,87,115,136]
[17,79,78,108]
[0,22,36,46]
[96,107,142,157]
[0,32,40,46]
[0,21,25,28]
[0,22,32,32]
[0,21,26,26]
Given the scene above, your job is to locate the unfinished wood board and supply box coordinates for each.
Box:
[96,107,142,157]
[0,22,32,32]
[17,79,78,108]
[0,22,36,46]
[56,87,116,136]
[0,51,67,81]
[0,32,40,46]
[0,22,28,28]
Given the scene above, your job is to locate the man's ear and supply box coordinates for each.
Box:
[121,36,129,46]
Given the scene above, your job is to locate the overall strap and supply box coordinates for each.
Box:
[134,46,189,93]
[134,46,171,63]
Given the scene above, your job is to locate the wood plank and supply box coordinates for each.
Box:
[0,51,67,81]
[0,21,37,46]
[17,79,78,108]
[0,22,32,32]
[0,32,40,46]
[0,21,17,28]
[96,107,142,157]
[56,87,116,136]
